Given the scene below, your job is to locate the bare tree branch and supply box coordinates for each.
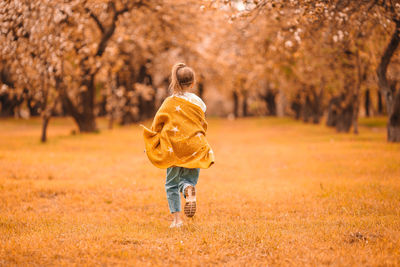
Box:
[85,8,105,34]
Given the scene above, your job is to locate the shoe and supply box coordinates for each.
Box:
[169,221,183,228]
[184,185,196,218]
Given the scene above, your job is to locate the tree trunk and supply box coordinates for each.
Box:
[129,63,155,122]
[312,87,324,124]
[377,91,383,114]
[81,73,96,128]
[40,73,50,143]
[41,115,50,143]
[75,114,98,132]
[388,89,400,141]
[353,49,362,134]
[302,95,312,123]
[352,95,359,134]
[70,92,98,132]
[290,93,301,120]
[97,95,107,117]
[376,20,400,142]
[62,90,98,132]
[58,76,98,133]
[108,111,114,129]
[139,93,156,121]
[233,91,239,118]
[301,86,323,124]
[0,64,17,117]
[242,91,248,117]
[327,93,355,133]
[265,90,277,116]
[326,96,340,127]
[120,111,136,125]
[0,94,16,117]
[336,101,354,133]
[27,96,41,117]
[365,89,370,117]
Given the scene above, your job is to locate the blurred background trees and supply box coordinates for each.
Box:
[1,0,400,142]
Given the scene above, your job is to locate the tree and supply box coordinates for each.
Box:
[223,0,400,140]
[1,0,213,138]
[377,19,400,141]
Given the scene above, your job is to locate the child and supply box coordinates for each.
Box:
[141,63,214,228]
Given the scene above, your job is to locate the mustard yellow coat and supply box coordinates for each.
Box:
[141,96,215,169]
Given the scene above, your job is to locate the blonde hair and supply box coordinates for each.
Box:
[168,63,195,95]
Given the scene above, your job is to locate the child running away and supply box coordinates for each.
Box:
[141,63,215,228]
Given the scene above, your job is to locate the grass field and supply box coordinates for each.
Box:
[0,117,399,266]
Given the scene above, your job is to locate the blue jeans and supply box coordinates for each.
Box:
[165,167,199,213]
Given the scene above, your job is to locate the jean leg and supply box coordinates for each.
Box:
[165,167,182,213]
[178,168,200,198]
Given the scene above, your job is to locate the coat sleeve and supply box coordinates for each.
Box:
[140,112,170,139]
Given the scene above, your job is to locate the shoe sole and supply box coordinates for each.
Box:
[170,222,183,228]
[184,185,196,218]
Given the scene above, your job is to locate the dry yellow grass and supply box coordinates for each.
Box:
[0,117,399,266]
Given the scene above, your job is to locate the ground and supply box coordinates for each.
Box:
[0,117,399,266]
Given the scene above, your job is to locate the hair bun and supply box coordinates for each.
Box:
[169,62,194,94]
